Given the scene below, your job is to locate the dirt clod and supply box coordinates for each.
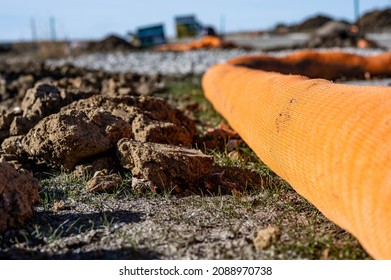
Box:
[86,170,122,192]
[117,139,215,192]
[0,110,18,140]
[1,135,24,156]
[253,226,281,250]
[73,156,117,178]
[64,95,196,146]
[21,83,61,120]
[22,108,133,170]
[0,158,40,233]
[52,200,66,212]
[197,122,242,152]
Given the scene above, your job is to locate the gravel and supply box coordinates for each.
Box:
[46,48,386,76]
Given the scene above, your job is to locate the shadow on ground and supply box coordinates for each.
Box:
[0,209,161,260]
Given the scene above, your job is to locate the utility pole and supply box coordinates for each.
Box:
[354,0,360,28]
[220,14,225,38]
[30,17,37,41]
[50,16,56,41]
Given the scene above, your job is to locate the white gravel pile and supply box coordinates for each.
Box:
[47,48,385,76]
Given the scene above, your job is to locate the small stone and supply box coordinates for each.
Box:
[253,226,281,250]
[136,83,150,95]
[86,172,122,192]
[73,157,116,178]
[52,200,66,211]
[131,177,156,192]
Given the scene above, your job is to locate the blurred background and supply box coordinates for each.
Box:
[1,0,391,57]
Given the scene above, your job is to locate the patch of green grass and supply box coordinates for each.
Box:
[273,229,370,260]
[39,170,92,209]
[162,75,223,128]
[107,171,133,198]
[163,74,282,192]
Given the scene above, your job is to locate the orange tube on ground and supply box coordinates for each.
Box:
[202,51,391,259]
[155,36,236,51]
[228,50,391,79]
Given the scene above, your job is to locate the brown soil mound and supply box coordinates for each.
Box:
[0,60,269,245]
[62,95,197,146]
[290,14,333,32]
[22,108,134,170]
[85,34,134,53]
[358,8,391,32]
[0,61,199,192]
[303,21,380,49]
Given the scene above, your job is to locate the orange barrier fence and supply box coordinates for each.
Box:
[202,50,391,259]
[155,36,236,51]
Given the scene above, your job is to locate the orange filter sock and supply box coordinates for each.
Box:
[202,63,391,259]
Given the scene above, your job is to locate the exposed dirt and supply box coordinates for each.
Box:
[85,170,122,193]
[0,182,368,260]
[22,108,133,170]
[358,8,391,32]
[305,21,359,48]
[0,158,40,232]
[0,62,370,260]
[118,139,215,192]
[63,95,196,146]
[290,14,333,32]
[303,21,381,49]
[0,61,259,229]
[254,226,281,250]
[84,35,136,53]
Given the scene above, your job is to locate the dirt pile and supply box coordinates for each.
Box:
[358,8,391,32]
[279,9,391,33]
[0,62,163,109]
[303,21,378,49]
[85,34,135,53]
[307,21,355,48]
[0,61,253,184]
[1,66,191,149]
[290,14,333,32]
[0,63,191,226]
[63,95,196,146]
[22,108,134,170]
[0,60,268,239]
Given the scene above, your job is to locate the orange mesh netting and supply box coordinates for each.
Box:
[202,50,391,259]
[228,50,391,79]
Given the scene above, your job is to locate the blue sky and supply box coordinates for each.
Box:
[1,0,390,41]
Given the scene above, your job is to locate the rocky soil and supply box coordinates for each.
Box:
[2,7,391,260]
[0,59,371,260]
[358,8,391,32]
